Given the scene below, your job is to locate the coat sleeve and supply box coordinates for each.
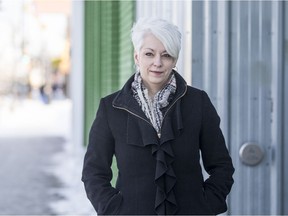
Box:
[81,98,122,215]
[200,91,235,215]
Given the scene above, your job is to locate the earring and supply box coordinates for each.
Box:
[173,66,178,71]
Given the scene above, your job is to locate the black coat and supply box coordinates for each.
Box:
[82,72,234,215]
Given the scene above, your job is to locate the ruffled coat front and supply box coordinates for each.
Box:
[82,72,234,215]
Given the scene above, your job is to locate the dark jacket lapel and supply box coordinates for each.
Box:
[112,71,187,147]
[160,101,183,145]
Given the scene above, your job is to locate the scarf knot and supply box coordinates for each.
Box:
[131,71,177,133]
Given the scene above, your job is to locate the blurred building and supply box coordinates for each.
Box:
[0,0,70,102]
[70,1,288,215]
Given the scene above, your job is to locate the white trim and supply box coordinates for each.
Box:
[70,0,84,150]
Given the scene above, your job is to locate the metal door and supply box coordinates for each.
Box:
[229,1,285,214]
[191,0,287,214]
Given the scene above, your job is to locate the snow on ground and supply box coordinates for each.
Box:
[0,97,95,215]
[47,139,96,215]
[0,97,71,138]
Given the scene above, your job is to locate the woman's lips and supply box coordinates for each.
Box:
[150,70,163,74]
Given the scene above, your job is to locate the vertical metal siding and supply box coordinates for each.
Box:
[270,2,284,214]
[229,1,271,214]
[191,0,287,215]
[191,1,204,88]
[282,2,288,214]
[191,1,229,140]
[229,1,285,214]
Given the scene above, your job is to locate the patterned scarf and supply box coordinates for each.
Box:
[131,71,177,134]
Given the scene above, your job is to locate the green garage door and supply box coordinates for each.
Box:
[84,1,135,145]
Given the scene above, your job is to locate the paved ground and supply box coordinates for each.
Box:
[0,136,65,214]
[0,98,95,215]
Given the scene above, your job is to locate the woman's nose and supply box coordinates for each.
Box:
[153,55,162,67]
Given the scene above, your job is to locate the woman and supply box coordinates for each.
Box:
[82,17,234,215]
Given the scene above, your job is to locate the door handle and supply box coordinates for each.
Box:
[239,142,264,166]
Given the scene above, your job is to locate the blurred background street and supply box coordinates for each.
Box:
[0,0,94,214]
[0,98,95,215]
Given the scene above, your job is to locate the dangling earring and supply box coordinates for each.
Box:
[173,66,178,72]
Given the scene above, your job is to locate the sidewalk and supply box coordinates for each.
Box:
[0,97,95,215]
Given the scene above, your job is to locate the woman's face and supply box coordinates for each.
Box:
[134,33,177,93]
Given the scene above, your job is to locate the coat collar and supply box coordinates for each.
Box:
[112,71,187,146]
[112,71,187,113]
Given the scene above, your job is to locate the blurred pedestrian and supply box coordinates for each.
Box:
[82,17,234,215]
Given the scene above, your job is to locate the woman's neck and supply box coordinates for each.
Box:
[143,82,163,99]
[147,87,159,98]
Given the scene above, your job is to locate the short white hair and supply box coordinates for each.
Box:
[131,17,182,60]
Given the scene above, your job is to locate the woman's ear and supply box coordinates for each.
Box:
[134,51,139,65]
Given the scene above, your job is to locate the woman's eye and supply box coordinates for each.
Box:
[163,54,171,58]
[145,52,153,56]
